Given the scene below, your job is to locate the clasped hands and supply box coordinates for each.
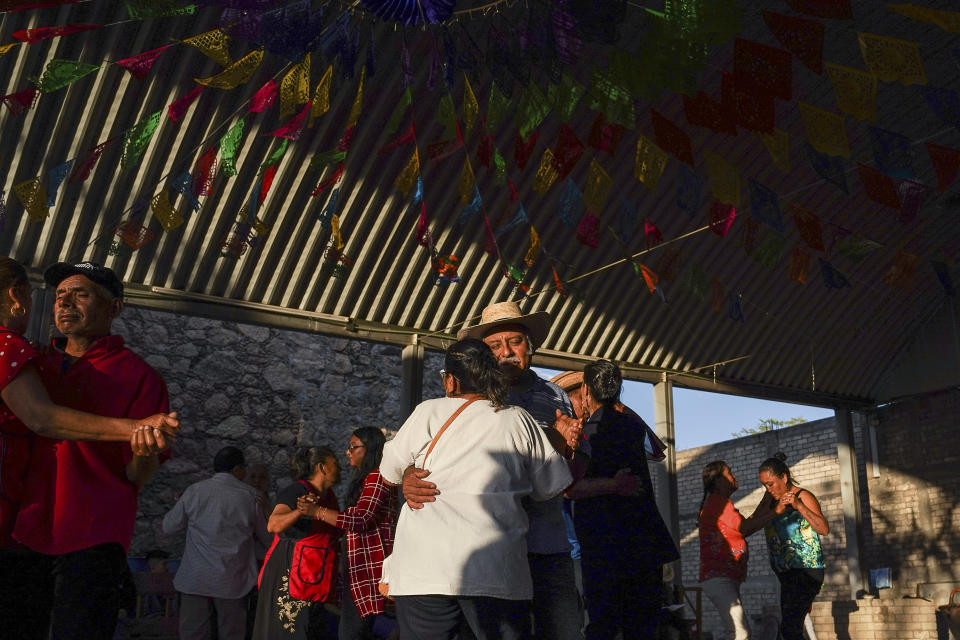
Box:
[297,494,323,519]
[130,412,180,457]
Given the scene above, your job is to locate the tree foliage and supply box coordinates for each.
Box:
[730,417,806,438]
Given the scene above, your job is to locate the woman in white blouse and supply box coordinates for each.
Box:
[380,338,573,640]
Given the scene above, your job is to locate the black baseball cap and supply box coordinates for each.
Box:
[44,261,124,299]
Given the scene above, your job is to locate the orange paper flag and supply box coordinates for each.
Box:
[634,134,669,190]
[280,53,310,119]
[310,65,333,126]
[195,49,263,89]
[533,149,559,196]
[798,102,849,158]
[583,158,613,213]
[183,29,232,67]
[151,189,184,231]
[395,148,420,196]
[524,226,540,266]
[825,63,877,122]
[857,33,926,85]
[13,177,47,221]
[889,4,960,34]
[459,159,475,205]
[347,67,365,128]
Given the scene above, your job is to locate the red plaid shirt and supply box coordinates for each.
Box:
[336,469,398,618]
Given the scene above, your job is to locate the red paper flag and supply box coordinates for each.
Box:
[116,45,169,80]
[651,109,694,166]
[882,251,919,290]
[508,180,519,203]
[378,123,416,155]
[709,201,736,237]
[734,38,793,101]
[577,213,600,248]
[553,124,584,179]
[553,266,567,298]
[337,126,356,152]
[427,138,463,163]
[789,245,812,283]
[311,163,344,197]
[657,247,683,283]
[259,166,277,204]
[248,79,278,113]
[644,219,663,249]
[722,72,775,133]
[514,130,539,171]
[191,145,217,198]
[416,202,431,248]
[477,135,494,169]
[785,0,851,19]
[683,91,736,135]
[483,217,498,257]
[588,112,626,155]
[637,263,659,293]
[926,142,960,192]
[762,11,825,74]
[68,137,114,183]
[791,204,825,251]
[13,23,99,43]
[269,100,311,140]
[1,87,39,117]
[168,85,203,122]
[857,163,901,209]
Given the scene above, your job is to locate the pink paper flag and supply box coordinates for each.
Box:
[269,100,311,140]
[248,79,278,113]
[168,85,203,122]
[116,45,169,80]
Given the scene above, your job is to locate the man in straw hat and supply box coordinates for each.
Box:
[403,300,586,639]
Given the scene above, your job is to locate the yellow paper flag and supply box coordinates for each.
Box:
[347,67,366,128]
[151,190,184,231]
[331,214,344,250]
[195,49,263,89]
[889,4,960,33]
[583,158,613,213]
[183,29,233,67]
[634,134,668,190]
[533,149,559,196]
[310,65,333,127]
[858,32,926,85]
[13,178,48,222]
[396,148,420,196]
[463,74,479,136]
[524,226,540,267]
[459,159,475,205]
[0,42,20,57]
[825,63,877,122]
[706,150,741,207]
[798,102,849,158]
[758,128,790,173]
[280,53,310,119]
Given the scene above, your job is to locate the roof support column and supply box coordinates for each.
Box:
[400,337,424,419]
[26,286,55,345]
[836,408,866,599]
[653,373,681,581]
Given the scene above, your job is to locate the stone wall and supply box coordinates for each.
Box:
[113,305,444,556]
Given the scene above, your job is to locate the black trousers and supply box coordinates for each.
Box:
[579,552,662,640]
[0,546,54,640]
[50,542,129,640]
[394,595,528,640]
[776,568,823,640]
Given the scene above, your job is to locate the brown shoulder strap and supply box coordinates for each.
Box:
[421,398,479,468]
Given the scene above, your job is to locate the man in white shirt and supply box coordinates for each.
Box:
[162,446,271,640]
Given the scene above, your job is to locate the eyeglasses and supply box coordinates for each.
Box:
[346,445,365,452]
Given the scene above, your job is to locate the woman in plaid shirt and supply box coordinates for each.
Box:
[309,427,398,639]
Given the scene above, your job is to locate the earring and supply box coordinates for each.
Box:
[11,304,26,318]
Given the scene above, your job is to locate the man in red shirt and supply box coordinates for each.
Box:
[14,262,171,640]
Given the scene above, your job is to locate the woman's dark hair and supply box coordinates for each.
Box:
[0,257,28,317]
[583,359,622,405]
[445,338,509,409]
[290,445,337,480]
[346,427,386,507]
[759,452,793,484]
[697,461,729,524]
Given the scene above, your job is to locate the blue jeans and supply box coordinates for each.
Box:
[527,552,584,640]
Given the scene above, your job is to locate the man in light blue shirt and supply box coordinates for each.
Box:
[162,446,271,640]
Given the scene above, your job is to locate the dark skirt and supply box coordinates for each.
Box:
[252,537,337,640]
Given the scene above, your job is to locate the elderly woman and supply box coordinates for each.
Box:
[379,338,572,639]
[758,453,829,640]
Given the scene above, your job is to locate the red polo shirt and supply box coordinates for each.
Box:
[0,327,40,546]
[14,335,169,555]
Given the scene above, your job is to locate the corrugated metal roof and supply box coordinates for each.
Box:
[2,0,959,408]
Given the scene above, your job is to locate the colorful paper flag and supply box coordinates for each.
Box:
[120,110,162,171]
[192,145,217,198]
[458,186,482,227]
[195,48,263,89]
[588,111,626,155]
[753,231,786,269]
[386,87,413,135]
[825,62,876,122]
[183,29,232,67]
[170,171,200,212]
[577,213,600,248]
[733,38,792,100]
[858,33,926,85]
[762,11,824,74]
[791,204,825,251]
[804,142,848,193]
[798,102,849,158]
[898,180,927,224]
[836,235,882,261]
[219,118,245,177]
[1,87,38,117]
[882,251,920,289]
[709,201,736,237]
[926,142,960,191]
[524,227,541,266]
[395,149,420,196]
[279,53,310,118]
[116,45,169,80]
[533,149,560,195]
[819,258,851,288]
[890,3,960,32]
[684,90,737,136]
[46,160,73,206]
[651,109,694,166]
[748,179,785,231]
[249,79,278,113]
[857,163,901,209]
[458,159,475,205]
[270,101,311,140]
[919,86,960,130]
[557,179,583,228]
[13,177,48,221]
[437,94,459,140]
[677,166,703,218]
[496,206,529,238]
[785,0,851,19]
[644,219,663,250]
[870,126,914,179]
[463,74,479,136]
[13,23,100,43]
[634,134,669,190]
[168,85,203,122]
[758,128,791,173]
[515,131,539,172]
[151,189,184,231]
[583,158,613,213]
[33,58,100,93]
[347,67,365,127]
[706,151,741,207]
[487,82,511,131]
[553,124,583,179]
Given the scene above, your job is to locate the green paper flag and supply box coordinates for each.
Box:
[437,94,458,139]
[517,84,551,138]
[120,110,162,171]
[547,73,586,122]
[487,83,511,131]
[493,151,507,186]
[33,59,100,93]
[220,118,246,177]
[386,88,413,135]
[309,150,347,172]
[752,231,786,269]
[126,0,195,19]
[260,139,289,172]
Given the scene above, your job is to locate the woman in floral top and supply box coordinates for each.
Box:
[758,453,830,640]
[698,461,780,640]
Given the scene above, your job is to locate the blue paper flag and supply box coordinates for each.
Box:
[748,179,785,231]
[677,166,702,218]
[819,258,851,289]
[557,179,583,228]
[932,260,954,296]
[804,143,848,193]
[47,160,74,207]
[412,176,424,207]
[727,291,745,323]
[318,188,339,227]
[919,86,960,130]
[170,171,201,212]
[495,205,529,238]
[869,127,914,180]
[458,186,482,226]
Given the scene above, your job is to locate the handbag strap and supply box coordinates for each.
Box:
[421,398,479,468]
